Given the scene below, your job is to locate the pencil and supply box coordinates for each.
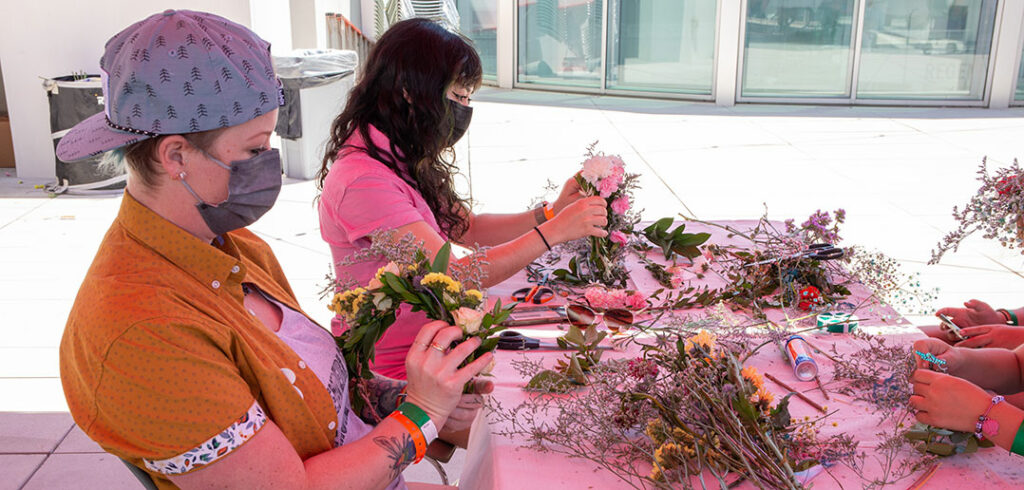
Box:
[815,376,830,400]
[764,373,826,413]
[906,462,941,490]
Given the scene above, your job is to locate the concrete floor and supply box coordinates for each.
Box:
[3,86,1024,488]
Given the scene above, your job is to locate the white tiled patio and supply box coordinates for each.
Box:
[3,86,1024,488]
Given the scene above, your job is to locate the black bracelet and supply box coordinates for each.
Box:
[533,226,551,251]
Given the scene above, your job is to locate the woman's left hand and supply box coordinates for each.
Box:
[909,369,991,432]
[956,325,1024,350]
[441,378,494,433]
[553,173,585,213]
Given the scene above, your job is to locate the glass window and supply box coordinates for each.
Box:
[857,0,997,100]
[1016,42,1024,101]
[606,1,717,95]
[741,0,857,98]
[458,0,499,81]
[518,0,603,88]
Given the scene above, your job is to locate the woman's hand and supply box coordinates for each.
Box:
[404,321,494,429]
[936,299,1004,328]
[441,379,493,434]
[910,369,991,432]
[956,325,1024,350]
[912,338,964,374]
[543,196,608,244]
[552,173,585,214]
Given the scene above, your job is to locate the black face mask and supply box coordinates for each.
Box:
[446,99,473,146]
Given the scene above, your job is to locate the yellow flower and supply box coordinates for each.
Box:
[749,386,774,409]
[757,386,774,405]
[351,293,367,315]
[648,466,663,481]
[421,272,461,294]
[654,442,683,469]
[465,289,483,302]
[684,330,717,356]
[645,419,666,445]
[741,366,764,390]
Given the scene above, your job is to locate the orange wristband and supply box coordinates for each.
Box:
[543,202,555,221]
[389,411,427,463]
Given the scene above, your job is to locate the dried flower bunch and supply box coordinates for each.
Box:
[931,157,1024,264]
[496,321,858,489]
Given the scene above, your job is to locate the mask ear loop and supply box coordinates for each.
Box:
[178,170,211,207]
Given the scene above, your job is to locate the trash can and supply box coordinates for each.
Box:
[272,49,358,180]
[43,75,127,194]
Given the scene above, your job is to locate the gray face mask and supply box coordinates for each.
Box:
[179,148,282,236]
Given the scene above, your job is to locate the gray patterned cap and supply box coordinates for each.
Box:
[56,9,284,162]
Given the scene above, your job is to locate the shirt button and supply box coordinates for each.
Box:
[231,265,240,274]
[298,360,307,369]
[328,421,336,430]
[211,280,221,289]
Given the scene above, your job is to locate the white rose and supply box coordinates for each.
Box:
[481,356,497,375]
[452,307,485,335]
[580,156,614,186]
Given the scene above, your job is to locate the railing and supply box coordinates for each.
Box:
[325,13,373,70]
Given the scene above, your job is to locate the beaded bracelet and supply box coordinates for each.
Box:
[976,395,1005,441]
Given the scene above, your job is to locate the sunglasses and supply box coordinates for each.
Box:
[566,303,635,332]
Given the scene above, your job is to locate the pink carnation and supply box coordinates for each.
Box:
[597,174,622,198]
[610,196,630,215]
[626,292,647,310]
[610,230,628,245]
[584,287,612,310]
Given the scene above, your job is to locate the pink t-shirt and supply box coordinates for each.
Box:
[318,125,444,379]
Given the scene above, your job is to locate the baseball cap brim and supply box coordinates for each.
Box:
[56,111,153,162]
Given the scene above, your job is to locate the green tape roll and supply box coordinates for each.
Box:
[817,312,858,333]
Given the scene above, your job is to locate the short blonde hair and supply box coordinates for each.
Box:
[120,128,226,188]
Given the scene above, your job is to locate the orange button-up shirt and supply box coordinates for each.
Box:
[60,192,337,489]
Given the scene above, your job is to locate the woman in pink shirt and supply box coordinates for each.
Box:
[317,19,607,379]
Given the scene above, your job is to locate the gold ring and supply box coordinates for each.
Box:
[429,342,446,353]
[416,341,431,349]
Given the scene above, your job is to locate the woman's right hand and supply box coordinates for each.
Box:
[913,338,964,374]
[936,299,1003,327]
[544,195,608,243]
[403,321,493,429]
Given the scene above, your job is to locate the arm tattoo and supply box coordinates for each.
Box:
[373,433,416,481]
[361,375,407,422]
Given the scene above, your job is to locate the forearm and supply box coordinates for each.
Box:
[954,347,1024,394]
[457,220,556,288]
[460,210,541,247]
[304,417,418,489]
[979,402,1024,453]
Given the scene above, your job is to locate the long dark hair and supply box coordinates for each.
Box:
[317,18,482,240]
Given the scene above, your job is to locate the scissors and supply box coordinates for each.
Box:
[511,271,556,304]
[495,330,613,351]
[744,243,844,267]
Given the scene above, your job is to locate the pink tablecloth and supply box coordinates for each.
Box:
[458,221,1024,489]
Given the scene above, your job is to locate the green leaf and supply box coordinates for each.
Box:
[525,369,575,392]
[563,324,585,345]
[431,242,452,273]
